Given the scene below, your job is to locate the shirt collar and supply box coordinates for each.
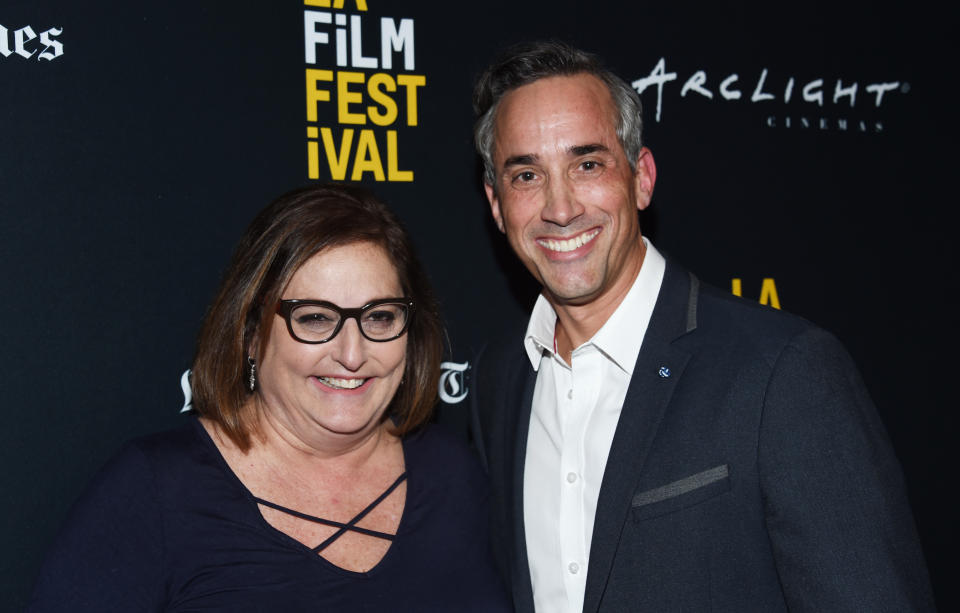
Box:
[523,238,666,374]
[523,291,559,370]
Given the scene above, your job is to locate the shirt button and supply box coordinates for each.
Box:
[567,389,573,399]
[566,472,578,483]
[568,562,580,574]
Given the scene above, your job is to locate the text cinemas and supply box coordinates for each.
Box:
[0,24,63,61]
[304,5,423,182]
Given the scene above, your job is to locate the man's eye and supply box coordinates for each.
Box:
[581,160,600,171]
[514,171,537,182]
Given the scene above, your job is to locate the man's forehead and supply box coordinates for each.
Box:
[498,73,612,115]
[492,74,621,161]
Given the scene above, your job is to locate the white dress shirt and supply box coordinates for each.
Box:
[522,239,665,613]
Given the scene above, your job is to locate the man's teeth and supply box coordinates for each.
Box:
[318,377,366,389]
[538,229,600,253]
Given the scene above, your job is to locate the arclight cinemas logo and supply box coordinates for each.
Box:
[632,57,907,133]
[1,24,63,61]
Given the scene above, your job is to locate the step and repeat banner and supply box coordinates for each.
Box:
[2,1,955,609]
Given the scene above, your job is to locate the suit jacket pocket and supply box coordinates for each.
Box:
[631,464,730,522]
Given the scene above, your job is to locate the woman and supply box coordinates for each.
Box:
[29,185,511,611]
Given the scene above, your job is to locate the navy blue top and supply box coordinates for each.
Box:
[28,418,511,612]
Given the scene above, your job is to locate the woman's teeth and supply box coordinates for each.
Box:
[318,377,365,389]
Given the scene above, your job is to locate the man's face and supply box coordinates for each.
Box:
[485,73,656,311]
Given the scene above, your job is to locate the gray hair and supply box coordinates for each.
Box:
[473,41,644,187]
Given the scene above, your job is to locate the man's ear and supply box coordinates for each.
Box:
[484,182,506,233]
[634,147,657,211]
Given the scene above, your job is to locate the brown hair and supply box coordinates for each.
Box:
[191,184,443,450]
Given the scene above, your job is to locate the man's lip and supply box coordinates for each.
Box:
[535,227,601,255]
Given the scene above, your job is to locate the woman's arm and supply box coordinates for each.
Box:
[27,443,165,612]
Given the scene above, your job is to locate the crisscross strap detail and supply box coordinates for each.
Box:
[253,472,407,553]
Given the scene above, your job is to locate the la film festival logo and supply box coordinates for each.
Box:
[303,0,423,182]
[632,57,908,133]
[0,23,63,60]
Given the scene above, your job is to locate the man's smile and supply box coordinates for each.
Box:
[535,228,601,254]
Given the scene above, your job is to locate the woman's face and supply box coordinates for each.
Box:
[256,242,408,445]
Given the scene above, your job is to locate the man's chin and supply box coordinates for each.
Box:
[540,279,603,307]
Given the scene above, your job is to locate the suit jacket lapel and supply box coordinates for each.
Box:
[582,260,697,613]
[508,353,537,612]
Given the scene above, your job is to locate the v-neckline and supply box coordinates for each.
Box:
[191,417,412,577]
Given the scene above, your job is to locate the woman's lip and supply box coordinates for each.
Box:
[312,376,373,394]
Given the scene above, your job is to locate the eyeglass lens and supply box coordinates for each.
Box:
[289,302,408,342]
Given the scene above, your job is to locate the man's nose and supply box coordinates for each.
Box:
[541,175,584,227]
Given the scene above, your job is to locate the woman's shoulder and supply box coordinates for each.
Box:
[83,416,220,506]
[404,421,476,461]
[24,424,203,610]
[126,415,206,455]
[79,418,198,489]
[402,422,487,487]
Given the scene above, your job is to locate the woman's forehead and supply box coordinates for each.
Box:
[284,242,403,301]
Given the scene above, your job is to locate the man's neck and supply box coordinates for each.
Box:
[550,239,646,363]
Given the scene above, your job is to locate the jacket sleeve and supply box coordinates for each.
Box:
[758,327,935,612]
[27,443,165,612]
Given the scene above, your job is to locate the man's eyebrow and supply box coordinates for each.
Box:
[502,154,538,168]
[501,144,609,169]
[570,143,609,156]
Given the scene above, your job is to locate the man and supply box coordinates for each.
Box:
[469,41,934,612]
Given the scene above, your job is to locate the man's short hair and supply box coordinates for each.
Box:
[473,40,644,187]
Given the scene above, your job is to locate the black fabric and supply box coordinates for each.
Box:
[27,418,511,612]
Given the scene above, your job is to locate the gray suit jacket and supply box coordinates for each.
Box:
[470,257,934,612]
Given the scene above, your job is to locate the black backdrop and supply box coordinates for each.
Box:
[2,1,955,609]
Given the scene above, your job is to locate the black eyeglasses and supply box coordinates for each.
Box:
[275,298,414,344]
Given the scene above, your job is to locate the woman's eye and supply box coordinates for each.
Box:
[295,312,336,327]
[365,310,396,323]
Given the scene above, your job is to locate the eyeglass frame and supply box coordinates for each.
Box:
[275,298,415,344]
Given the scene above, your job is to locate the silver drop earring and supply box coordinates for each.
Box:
[247,356,256,392]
